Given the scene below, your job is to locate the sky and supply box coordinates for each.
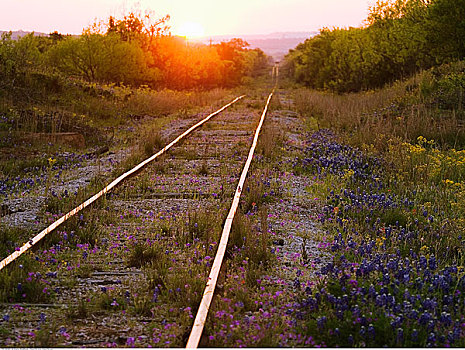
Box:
[0,0,376,37]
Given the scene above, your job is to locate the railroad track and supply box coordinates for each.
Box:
[0,89,283,347]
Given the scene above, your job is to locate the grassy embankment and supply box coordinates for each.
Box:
[290,60,465,347]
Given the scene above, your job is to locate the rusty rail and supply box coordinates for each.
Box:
[0,95,245,271]
[186,91,274,348]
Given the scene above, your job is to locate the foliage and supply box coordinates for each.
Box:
[285,0,464,92]
[48,32,158,86]
[0,10,270,93]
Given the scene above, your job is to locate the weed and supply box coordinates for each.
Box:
[0,226,31,257]
[133,294,154,317]
[146,260,169,291]
[72,263,94,278]
[66,298,88,320]
[0,326,9,337]
[0,255,54,303]
[172,147,198,160]
[198,161,209,176]
[153,157,166,174]
[127,243,163,268]
[241,169,275,213]
[34,323,59,347]
[140,130,164,158]
[257,123,284,159]
[244,215,273,268]
[179,208,220,245]
[229,210,250,249]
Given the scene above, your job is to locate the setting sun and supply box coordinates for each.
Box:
[176,21,206,38]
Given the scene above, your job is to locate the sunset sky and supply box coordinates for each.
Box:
[1,0,376,37]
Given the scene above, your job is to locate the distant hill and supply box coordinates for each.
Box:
[195,32,317,61]
[1,30,315,61]
[0,30,48,40]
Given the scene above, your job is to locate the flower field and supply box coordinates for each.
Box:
[286,129,465,347]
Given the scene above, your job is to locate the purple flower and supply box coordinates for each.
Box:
[427,332,436,344]
[396,328,403,343]
[317,316,327,329]
[368,324,375,339]
[126,337,135,346]
[411,329,418,342]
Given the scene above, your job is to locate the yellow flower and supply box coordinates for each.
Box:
[48,157,57,166]
[376,236,386,247]
[420,245,429,253]
[342,169,355,181]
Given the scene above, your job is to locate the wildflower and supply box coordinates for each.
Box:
[126,337,135,347]
[47,157,57,167]
[397,328,404,343]
[411,329,419,342]
[317,316,327,329]
[427,332,436,344]
[153,287,160,302]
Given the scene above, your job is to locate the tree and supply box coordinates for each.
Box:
[106,10,170,47]
[48,33,158,85]
[284,0,462,93]
[426,0,465,62]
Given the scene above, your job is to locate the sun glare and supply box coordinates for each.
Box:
[176,21,205,39]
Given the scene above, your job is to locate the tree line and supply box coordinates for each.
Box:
[0,11,270,91]
[285,0,465,93]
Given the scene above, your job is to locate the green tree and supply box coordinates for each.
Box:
[48,33,159,85]
[284,0,463,93]
[426,0,465,62]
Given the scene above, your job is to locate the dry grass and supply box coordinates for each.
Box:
[294,83,405,132]
[125,88,230,117]
[294,71,465,149]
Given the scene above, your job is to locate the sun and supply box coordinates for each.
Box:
[176,21,205,39]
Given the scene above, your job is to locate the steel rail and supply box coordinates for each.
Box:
[0,95,245,271]
[186,90,274,348]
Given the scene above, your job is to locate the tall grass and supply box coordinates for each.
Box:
[294,62,465,150]
[0,74,233,151]
[125,87,230,117]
